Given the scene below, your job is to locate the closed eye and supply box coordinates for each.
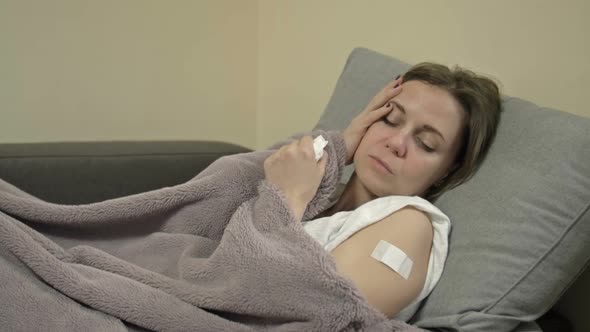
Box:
[382,117,435,153]
[418,140,435,152]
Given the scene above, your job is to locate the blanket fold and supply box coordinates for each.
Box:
[0,130,423,331]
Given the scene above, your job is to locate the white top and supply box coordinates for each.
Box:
[302,195,451,322]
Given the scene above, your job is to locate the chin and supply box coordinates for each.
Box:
[355,164,393,198]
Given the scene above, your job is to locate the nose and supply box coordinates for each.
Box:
[386,131,409,158]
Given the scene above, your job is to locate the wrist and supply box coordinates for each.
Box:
[286,196,308,221]
[342,136,354,164]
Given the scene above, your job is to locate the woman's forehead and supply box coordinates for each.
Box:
[393,81,465,134]
[395,81,461,116]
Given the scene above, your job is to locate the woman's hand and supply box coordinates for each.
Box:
[342,76,403,164]
[264,136,328,221]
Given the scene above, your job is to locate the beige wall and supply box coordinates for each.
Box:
[1,0,259,148]
[258,0,590,148]
[2,1,588,150]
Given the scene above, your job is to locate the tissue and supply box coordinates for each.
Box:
[313,135,328,161]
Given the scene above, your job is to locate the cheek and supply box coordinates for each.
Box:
[354,127,379,164]
[363,123,388,143]
[405,157,440,177]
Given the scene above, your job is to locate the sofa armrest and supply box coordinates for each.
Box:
[0,140,251,204]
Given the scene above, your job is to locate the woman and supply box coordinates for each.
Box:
[264,63,501,319]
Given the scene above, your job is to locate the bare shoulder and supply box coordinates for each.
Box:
[330,206,434,318]
[377,206,434,248]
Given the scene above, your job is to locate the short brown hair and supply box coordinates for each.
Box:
[402,63,502,202]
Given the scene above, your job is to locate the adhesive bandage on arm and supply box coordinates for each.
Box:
[313,135,329,161]
[370,240,414,280]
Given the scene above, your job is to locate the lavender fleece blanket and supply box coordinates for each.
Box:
[0,130,424,332]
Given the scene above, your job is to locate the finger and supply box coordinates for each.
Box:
[383,82,402,103]
[363,102,393,124]
[388,74,403,87]
[367,86,402,112]
[318,150,328,172]
[373,75,402,104]
[367,82,403,112]
[298,136,315,157]
[298,135,313,148]
[277,144,289,156]
[291,137,301,150]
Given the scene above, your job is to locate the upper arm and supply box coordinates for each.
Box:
[330,206,434,318]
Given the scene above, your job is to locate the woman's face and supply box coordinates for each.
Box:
[353,80,465,198]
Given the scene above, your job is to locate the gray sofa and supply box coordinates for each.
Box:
[1,48,588,332]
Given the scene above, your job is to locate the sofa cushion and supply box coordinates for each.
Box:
[314,47,590,332]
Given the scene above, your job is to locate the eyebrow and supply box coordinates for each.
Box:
[390,100,446,142]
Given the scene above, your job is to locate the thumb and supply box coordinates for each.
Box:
[318,150,329,174]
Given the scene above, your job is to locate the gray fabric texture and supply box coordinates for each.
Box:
[314,47,590,332]
[0,129,424,332]
[0,140,251,204]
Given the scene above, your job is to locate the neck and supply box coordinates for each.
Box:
[326,172,376,215]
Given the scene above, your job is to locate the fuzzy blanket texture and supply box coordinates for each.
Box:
[0,130,425,332]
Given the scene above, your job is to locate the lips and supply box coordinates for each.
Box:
[370,156,394,174]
